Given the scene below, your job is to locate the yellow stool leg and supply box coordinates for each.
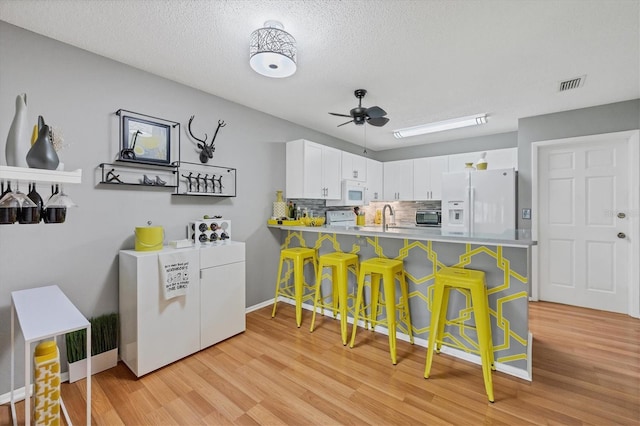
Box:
[382,269,398,365]
[471,285,494,402]
[337,261,349,345]
[310,261,325,332]
[398,269,414,344]
[483,284,496,371]
[353,262,367,330]
[293,257,305,328]
[272,254,286,318]
[370,273,381,331]
[331,266,339,318]
[424,280,445,378]
[349,267,367,348]
[435,287,451,353]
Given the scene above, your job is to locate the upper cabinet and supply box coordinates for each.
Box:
[286,139,341,199]
[413,156,448,200]
[365,158,383,204]
[341,152,367,182]
[383,160,414,201]
[448,148,518,172]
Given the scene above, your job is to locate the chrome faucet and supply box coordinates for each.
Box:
[382,204,394,231]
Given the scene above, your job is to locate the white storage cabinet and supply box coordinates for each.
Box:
[413,156,448,200]
[286,139,342,199]
[383,159,414,201]
[119,242,246,377]
[365,158,383,204]
[341,151,367,182]
[199,242,246,349]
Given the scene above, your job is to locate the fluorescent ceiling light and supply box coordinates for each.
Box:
[393,113,488,139]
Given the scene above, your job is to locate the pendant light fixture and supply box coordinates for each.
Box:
[249,20,297,78]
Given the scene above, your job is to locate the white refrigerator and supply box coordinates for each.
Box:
[441,168,516,234]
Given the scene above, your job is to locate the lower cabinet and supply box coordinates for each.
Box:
[199,242,246,349]
[119,242,246,377]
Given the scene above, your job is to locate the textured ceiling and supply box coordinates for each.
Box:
[1,0,639,152]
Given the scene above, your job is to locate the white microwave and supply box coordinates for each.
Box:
[326,180,365,206]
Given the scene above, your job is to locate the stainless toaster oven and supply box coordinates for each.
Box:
[416,210,441,227]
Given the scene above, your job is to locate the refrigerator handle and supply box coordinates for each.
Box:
[467,186,474,234]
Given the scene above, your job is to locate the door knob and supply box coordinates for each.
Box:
[617,232,626,239]
[617,212,626,219]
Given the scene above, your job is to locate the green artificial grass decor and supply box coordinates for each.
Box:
[65,313,118,363]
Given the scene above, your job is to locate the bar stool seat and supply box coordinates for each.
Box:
[424,266,495,402]
[272,247,318,327]
[310,252,362,345]
[350,257,413,364]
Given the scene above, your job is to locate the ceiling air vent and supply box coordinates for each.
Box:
[559,75,586,92]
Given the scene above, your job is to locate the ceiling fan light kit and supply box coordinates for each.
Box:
[393,113,488,139]
[249,20,297,78]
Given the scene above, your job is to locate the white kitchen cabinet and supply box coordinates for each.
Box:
[413,155,448,200]
[365,158,383,204]
[119,247,201,377]
[286,139,342,199]
[448,148,518,172]
[383,159,414,201]
[119,242,246,377]
[341,151,367,182]
[199,242,246,349]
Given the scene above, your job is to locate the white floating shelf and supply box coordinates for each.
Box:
[0,165,82,184]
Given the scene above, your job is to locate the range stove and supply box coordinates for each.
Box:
[325,210,356,227]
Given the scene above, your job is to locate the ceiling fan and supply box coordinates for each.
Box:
[329,89,389,127]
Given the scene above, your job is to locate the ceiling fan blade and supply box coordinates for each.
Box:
[367,116,390,127]
[329,112,352,118]
[365,106,387,119]
[337,120,354,127]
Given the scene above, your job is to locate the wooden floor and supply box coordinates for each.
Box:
[3,301,639,425]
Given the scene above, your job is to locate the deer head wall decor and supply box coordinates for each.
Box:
[187,115,226,163]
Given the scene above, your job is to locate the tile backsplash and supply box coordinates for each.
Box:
[287,199,441,226]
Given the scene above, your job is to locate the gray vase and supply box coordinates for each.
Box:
[5,93,29,167]
[26,124,59,170]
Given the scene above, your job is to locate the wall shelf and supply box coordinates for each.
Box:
[174,162,236,198]
[98,162,178,188]
[0,165,82,185]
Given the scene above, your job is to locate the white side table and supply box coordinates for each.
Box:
[10,285,91,426]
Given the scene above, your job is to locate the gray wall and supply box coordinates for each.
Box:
[374,131,517,162]
[0,21,360,394]
[517,99,640,228]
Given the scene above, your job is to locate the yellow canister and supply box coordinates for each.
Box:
[34,340,61,425]
[135,223,164,251]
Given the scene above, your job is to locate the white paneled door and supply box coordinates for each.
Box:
[538,138,630,313]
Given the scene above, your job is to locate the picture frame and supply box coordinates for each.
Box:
[120,115,172,165]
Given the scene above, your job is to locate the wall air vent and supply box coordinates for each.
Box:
[559,75,586,92]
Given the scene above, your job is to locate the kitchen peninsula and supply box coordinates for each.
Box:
[268,223,536,380]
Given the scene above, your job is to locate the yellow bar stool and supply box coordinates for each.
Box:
[424,267,496,402]
[310,252,362,345]
[349,257,414,365]
[272,247,318,327]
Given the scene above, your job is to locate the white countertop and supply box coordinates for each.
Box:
[268,223,536,248]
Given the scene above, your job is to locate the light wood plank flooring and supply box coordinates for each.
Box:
[3,301,639,425]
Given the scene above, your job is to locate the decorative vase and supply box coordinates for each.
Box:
[273,190,287,218]
[26,123,59,170]
[5,93,29,167]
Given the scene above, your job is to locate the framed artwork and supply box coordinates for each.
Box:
[120,115,172,165]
